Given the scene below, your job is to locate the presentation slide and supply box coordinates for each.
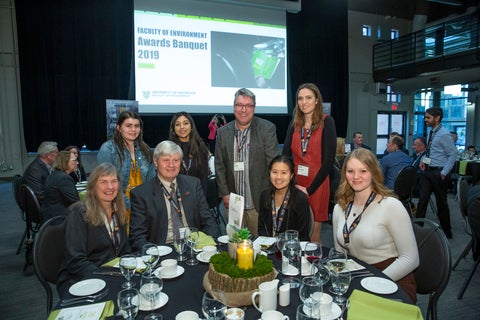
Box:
[134,10,287,114]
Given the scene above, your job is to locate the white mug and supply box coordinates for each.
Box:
[161,258,177,276]
[175,310,199,320]
[251,281,278,312]
[202,245,217,260]
[261,310,289,320]
[320,293,333,316]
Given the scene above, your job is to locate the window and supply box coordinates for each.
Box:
[386,85,401,103]
[391,29,399,39]
[362,25,371,37]
[376,112,406,156]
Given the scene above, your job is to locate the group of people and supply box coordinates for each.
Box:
[22,84,429,304]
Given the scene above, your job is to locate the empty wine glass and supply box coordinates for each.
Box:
[119,254,137,288]
[185,227,199,266]
[174,228,187,261]
[142,243,160,275]
[140,272,164,320]
[330,270,351,305]
[117,288,140,320]
[299,276,322,318]
[202,289,227,320]
[327,247,347,274]
[311,259,331,288]
[274,232,285,260]
[296,304,319,320]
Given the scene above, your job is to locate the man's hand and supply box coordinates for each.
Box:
[222,195,230,209]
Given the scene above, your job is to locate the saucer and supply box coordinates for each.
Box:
[302,302,341,320]
[196,252,213,263]
[154,266,185,279]
[361,276,398,294]
[139,292,168,311]
[217,235,229,244]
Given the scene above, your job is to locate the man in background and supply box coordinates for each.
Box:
[215,88,278,236]
[380,135,412,189]
[23,141,58,203]
[412,137,426,197]
[349,132,371,151]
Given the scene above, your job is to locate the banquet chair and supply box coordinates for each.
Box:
[452,177,472,270]
[19,184,43,270]
[12,174,27,255]
[393,166,417,217]
[412,218,451,320]
[33,215,66,314]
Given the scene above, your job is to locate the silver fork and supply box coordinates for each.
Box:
[351,271,373,279]
[60,289,109,307]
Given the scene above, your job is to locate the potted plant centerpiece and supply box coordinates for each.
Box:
[226,225,251,259]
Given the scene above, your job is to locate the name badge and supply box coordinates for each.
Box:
[234,162,245,171]
[422,156,431,165]
[297,165,309,176]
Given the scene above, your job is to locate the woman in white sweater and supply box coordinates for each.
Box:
[332,148,419,303]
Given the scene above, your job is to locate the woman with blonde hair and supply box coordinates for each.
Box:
[332,148,419,302]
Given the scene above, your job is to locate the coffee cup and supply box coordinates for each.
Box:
[225,307,245,320]
[161,258,177,276]
[175,310,199,320]
[320,293,333,316]
[202,245,217,261]
[261,310,289,320]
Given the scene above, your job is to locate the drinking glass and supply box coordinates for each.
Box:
[296,304,319,320]
[304,242,323,263]
[140,272,164,320]
[119,254,137,288]
[174,228,187,261]
[202,289,227,320]
[330,270,351,305]
[142,243,160,275]
[311,259,331,288]
[274,232,285,260]
[186,227,200,266]
[299,276,322,318]
[281,230,301,288]
[117,288,140,320]
[327,248,347,274]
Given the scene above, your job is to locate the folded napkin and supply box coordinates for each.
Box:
[195,231,216,250]
[102,257,146,272]
[348,289,423,320]
[48,300,114,320]
[345,259,365,272]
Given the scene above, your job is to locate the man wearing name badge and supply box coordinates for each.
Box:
[215,88,279,237]
[129,140,220,251]
[416,107,457,239]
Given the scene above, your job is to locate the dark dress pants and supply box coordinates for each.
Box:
[416,168,452,233]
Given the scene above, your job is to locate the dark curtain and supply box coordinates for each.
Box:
[16,0,348,151]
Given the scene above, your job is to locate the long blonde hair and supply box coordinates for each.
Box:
[84,163,126,226]
[292,83,325,130]
[336,148,394,210]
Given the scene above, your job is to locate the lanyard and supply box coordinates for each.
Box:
[161,183,183,218]
[104,212,121,255]
[342,192,376,245]
[300,127,312,157]
[270,187,291,236]
[182,157,192,173]
[235,126,251,154]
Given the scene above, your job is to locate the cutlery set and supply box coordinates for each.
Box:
[350,270,374,279]
[60,288,109,307]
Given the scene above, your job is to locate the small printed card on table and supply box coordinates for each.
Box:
[228,192,244,229]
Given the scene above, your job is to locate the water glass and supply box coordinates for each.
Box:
[299,276,322,318]
[174,228,187,261]
[281,230,301,288]
[310,259,331,288]
[140,272,163,320]
[330,270,351,305]
[327,248,347,274]
[142,243,160,274]
[119,254,137,288]
[296,304,319,320]
[202,289,227,320]
[186,227,200,266]
[117,288,140,320]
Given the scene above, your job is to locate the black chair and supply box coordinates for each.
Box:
[393,166,417,217]
[452,177,472,270]
[33,215,66,314]
[20,184,43,270]
[206,173,226,229]
[412,218,451,320]
[12,174,26,255]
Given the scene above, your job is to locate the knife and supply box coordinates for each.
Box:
[93,271,139,277]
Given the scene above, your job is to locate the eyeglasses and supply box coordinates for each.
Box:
[234,103,255,109]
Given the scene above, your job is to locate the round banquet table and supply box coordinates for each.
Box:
[54,244,413,319]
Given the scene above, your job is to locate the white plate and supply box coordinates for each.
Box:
[68,279,106,296]
[302,302,341,320]
[154,266,185,279]
[217,235,229,244]
[361,276,398,294]
[146,245,173,257]
[196,252,211,263]
[139,292,169,311]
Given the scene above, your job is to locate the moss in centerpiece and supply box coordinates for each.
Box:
[210,252,273,278]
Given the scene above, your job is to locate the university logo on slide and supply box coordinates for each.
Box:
[142,91,151,100]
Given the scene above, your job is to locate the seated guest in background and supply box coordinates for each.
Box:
[40,151,80,221]
[383,132,409,156]
[411,137,426,197]
[56,163,130,296]
[169,112,210,196]
[258,155,310,241]
[463,145,478,160]
[23,141,58,203]
[130,140,220,251]
[332,148,419,303]
[64,145,87,182]
[349,132,371,151]
[379,135,412,190]
[335,137,346,168]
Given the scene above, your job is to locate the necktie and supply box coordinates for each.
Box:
[169,182,184,237]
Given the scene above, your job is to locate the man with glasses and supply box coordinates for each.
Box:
[215,88,279,236]
[23,141,58,203]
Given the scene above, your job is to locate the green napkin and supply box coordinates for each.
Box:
[101,257,119,268]
[195,231,216,249]
[101,257,145,273]
[348,289,423,320]
[48,300,114,320]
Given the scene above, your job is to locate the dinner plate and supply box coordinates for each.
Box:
[303,302,341,320]
[146,245,173,257]
[154,266,185,279]
[196,252,211,263]
[68,278,106,296]
[139,292,169,311]
[361,276,398,294]
[217,235,229,244]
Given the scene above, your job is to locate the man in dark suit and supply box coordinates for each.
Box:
[129,140,220,251]
[214,88,279,237]
[23,141,58,203]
